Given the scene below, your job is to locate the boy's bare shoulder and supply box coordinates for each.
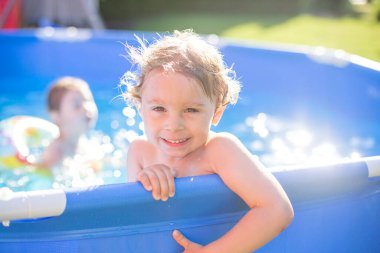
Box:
[208,132,241,146]
[129,136,149,147]
[128,136,155,154]
[206,132,244,157]
[205,132,250,173]
[206,131,245,154]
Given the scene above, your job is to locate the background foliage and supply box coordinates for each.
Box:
[99,0,380,62]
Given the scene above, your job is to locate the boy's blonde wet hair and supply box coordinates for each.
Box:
[121,30,241,109]
[47,76,92,112]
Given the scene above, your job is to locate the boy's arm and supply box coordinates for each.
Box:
[174,133,294,253]
[34,140,60,169]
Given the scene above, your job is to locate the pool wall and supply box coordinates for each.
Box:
[1,158,380,252]
[1,29,380,252]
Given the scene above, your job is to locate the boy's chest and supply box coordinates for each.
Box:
[143,151,214,177]
[174,164,213,178]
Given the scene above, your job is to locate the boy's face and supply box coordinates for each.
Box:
[54,88,98,134]
[140,68,222,159]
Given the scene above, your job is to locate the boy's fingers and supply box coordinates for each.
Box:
[138,165,176,201]
[172,230,190,249]
[137,172,152,191]
[145,170,161,200]
[154,167,170,201]
[164,168,176,198]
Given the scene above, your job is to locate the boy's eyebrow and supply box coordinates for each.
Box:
[185,103,206,107]
[146,98,165,104]
[146,98,206,107]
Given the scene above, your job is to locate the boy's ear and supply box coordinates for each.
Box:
[212,105,226,126]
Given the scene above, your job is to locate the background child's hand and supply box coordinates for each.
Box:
[137,164,176,201]
[173,230,204,253]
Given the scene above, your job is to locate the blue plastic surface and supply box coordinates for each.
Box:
[1,160,380,252]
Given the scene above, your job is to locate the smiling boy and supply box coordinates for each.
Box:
[124,30,293,253]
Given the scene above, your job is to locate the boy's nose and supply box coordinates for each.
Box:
[164,114,185,131]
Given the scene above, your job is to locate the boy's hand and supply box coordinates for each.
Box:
[137,164,176,201]
[173,230,204,253]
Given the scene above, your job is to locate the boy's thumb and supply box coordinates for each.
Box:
[172,229,190,249]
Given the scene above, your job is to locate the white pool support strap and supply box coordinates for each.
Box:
[366,156,380,178]
[0,188,66,227]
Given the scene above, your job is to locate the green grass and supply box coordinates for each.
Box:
[132,13,380,62]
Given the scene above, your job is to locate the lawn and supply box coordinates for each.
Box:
[132,13,380,63]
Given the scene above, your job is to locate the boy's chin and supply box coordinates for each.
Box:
[160,149,189,159]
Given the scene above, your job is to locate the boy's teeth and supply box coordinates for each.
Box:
[166,138,186,144]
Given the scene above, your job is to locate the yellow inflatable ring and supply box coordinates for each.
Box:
[0,116,59,168]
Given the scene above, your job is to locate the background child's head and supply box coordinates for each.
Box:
[47,76,98,132]
[122,30,241,110]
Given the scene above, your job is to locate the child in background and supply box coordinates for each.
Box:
[38,76,99,169]
[123,30,294,252]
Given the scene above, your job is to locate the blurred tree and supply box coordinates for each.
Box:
[299,0,352,15]
[373,0,380,21]
[100,0,299,27]
[99,0,354,29]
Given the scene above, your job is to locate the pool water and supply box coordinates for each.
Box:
[1,79,378,192]
[1,30,379,192]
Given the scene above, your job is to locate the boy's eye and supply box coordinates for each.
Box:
[152,106,166,112]
[185,108,198,113]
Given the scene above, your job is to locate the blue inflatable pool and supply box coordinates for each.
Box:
[0,159,380,253]
[0,29,380,252]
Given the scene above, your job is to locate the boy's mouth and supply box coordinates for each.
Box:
[161,137,190,144]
